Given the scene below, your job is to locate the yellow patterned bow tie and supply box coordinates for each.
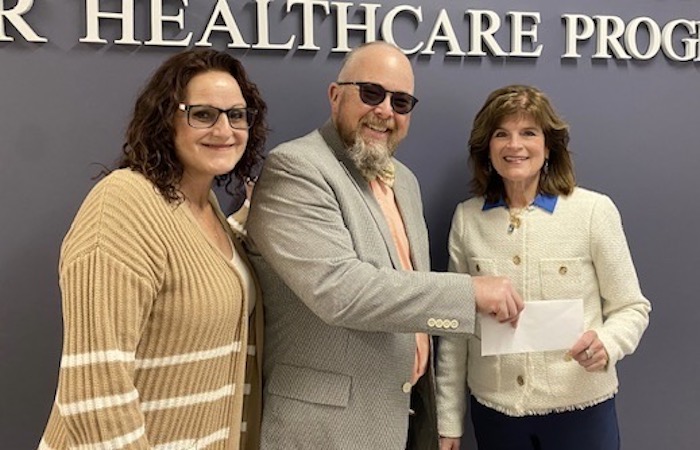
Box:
[377,162,396,188]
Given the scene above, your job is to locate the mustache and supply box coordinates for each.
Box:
[360,115,394,130]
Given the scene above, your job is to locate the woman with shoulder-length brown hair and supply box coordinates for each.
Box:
[39,49,267,450]
[468,84,575,204]
[435,85,650,450]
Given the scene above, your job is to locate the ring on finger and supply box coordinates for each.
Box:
[585,348,594,360]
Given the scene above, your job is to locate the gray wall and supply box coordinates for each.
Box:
[1,1,697,449]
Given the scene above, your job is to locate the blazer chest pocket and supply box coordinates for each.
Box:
[468,258,497,276]
[539,258,583,299]
[267,363,352,408]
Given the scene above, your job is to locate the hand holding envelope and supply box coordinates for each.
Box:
[568,329,610,372]
[480,299,584,356]
[473,275,525,325]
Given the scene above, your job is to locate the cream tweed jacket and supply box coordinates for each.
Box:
[436,187,651,437]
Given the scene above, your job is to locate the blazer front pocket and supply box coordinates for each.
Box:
[267,363,352,408]
[539,258,583,300]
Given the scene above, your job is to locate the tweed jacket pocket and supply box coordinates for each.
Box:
[539,258,583,300]
[267,363,352,408]
[467,258,497,276]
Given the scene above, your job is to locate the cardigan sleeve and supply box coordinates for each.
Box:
[57,251,154,449]
[435,204,471,437]
[53,173,163,449]
[227,199,250,238]
[589,194,651,366]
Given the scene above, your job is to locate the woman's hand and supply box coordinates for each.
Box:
[244,176,256,203]
[568,330,609,372]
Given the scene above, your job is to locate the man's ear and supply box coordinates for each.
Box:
[329,83,340,113]
[329,83,339,101]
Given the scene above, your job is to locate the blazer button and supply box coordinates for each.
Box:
[402,382,412,394]
[435,319,444,328]
[450,320,459,329]
[427,318,436,327]
[475,264,481,272]
[516,375,525,386]
[513,255,521,265]
[559,266,568,275]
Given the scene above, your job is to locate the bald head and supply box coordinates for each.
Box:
[337,41,414,90]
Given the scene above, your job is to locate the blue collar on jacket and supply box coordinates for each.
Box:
[482,193,558,213]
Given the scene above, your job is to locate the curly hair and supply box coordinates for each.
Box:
[468,85,575,203]
[117,49,268,203]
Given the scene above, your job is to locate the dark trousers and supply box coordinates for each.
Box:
[470,396,620,450]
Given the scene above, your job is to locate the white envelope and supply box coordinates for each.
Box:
[480,299,584,356]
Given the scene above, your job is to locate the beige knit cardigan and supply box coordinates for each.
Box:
[40,169,261,449]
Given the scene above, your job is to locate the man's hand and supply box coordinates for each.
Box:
[473,276,524,326]
[410,333,430,385]
[439,437,461,450]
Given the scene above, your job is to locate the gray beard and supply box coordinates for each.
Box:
[347,137,393,181]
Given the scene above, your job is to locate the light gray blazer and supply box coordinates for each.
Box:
[246,121,477,450]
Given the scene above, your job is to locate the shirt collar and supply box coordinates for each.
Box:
[482,193,558,213]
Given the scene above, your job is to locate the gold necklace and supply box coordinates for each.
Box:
[507,206,531,234]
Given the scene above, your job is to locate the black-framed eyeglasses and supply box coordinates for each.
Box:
[336,81,418,114]
[178,103,257,129]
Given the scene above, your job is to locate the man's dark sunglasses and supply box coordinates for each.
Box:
[336,81,418,114]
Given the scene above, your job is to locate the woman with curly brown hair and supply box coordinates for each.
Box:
[39,49,267,450]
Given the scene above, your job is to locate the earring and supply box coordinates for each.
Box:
[487,160,493,174]
[542,158,549,176]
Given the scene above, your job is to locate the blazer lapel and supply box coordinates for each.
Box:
[319,121,404,270]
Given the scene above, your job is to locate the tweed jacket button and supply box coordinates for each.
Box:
[517,375,525,386]
[475,264,481,272]
[402,382,412,393]
[450,320,459,329]
[427,318,436,327]
[513,255,521,265]
[435,319,444,328]
[559,266,568,275]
